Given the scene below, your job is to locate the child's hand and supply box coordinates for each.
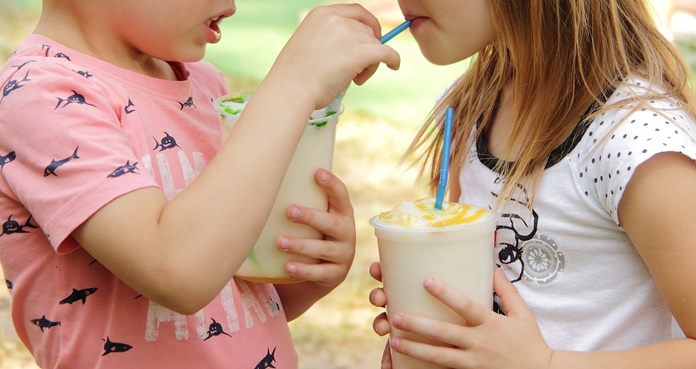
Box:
[278,168,356,289]
[369,261,391,336]
[385,269,554,369]
[267,4,401,109]
[368,261,394,369]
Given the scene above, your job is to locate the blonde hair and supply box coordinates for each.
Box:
[408,0,696,207]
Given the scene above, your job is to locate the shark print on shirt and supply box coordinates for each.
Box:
[0,70,30,105]
[54,52,71,61]
[43,147,80,176]
[31,315,61,332]
[0,151,16,171]
[107,160,140,178]
[55,90,96,109]
[12,60,36,71]
[75,70,93,78]
[59,287,98,305]
[124,98,136,114]
[178,96,196,110]
[153,132,182,152]
[40,43,70,60]
[201,318,232,340]
[254,348,277,369]
[101,337,133,356]
[0,215,39,237]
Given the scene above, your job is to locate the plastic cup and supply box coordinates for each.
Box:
[370,199,497,369]
[215,91,343,283]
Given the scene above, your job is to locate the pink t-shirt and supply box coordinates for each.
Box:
[0,35,297,368]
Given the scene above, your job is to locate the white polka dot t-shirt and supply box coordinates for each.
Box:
[458,77,696,351]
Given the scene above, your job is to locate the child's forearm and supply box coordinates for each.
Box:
[549,338,696,369]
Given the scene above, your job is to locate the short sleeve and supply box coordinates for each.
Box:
[0,57,159,250]
[577,93,696,226]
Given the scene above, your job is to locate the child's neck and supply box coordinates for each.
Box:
[486,84,581,162]
[486,85,522,160]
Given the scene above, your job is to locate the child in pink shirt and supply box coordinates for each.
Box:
[0,0,401,368]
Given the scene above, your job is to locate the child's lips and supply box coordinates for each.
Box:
[407,16,426,29]
[204,8,235,44]
[204,16,224,44]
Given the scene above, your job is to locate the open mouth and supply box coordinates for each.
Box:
[206,16,222,29]
[204,7,235,44]
[205,16,224,43]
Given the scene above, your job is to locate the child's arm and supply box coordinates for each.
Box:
[273,169,356,321]
[382,152,696,369]
[72,4,400,315]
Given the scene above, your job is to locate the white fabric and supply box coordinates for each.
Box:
[457,77,696,351]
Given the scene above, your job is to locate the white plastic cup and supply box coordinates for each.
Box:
[370,205,497,369]
[215,91,343,283]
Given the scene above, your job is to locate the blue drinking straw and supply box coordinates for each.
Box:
[435,107,454,210]
[380,20,412,44]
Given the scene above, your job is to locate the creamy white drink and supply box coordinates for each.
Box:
[216,91,342,283]
[370,198,498,369]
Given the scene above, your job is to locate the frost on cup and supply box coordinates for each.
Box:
[215,91,343,283]
[370,198,498,369]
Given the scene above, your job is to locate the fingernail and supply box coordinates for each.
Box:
[278,237,290,251]
[288,206,301,220]
[390,337,400,349]
[286,263,297,275]
[318,169,329,182]
[424,277,434,288]
[392,314,402,327]
[377,320,389,333]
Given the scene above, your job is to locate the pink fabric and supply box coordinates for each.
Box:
[0,35,297,368]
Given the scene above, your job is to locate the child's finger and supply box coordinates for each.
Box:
[369,286,387,308]
[422,276,490,327]
[493,268,534,320]
[372,311,390,336]
[278,236,350,265]
[314,169,354,219]
[284,169,354,241]
[285,211,352,244]
[369,261,383,282]
[285,258,345,285]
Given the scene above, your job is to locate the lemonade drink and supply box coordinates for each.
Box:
[370,198,498,369]
[215,91,342,283]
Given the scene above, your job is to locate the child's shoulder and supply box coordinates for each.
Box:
[1,34,97,87]
[572,75,696,180]
[597,76,696,139]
